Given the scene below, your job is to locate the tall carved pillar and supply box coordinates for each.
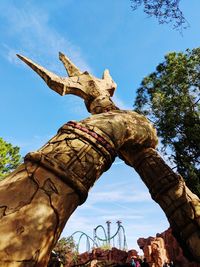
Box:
[120,147,200,262]
[0,120,116,266]
[0,163,79,267]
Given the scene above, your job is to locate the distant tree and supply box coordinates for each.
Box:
[130,0,188,30]
[134,48,200,197]
[53,237,77,265]
[0,137,21,180]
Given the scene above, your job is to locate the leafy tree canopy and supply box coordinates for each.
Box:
[53,237,77,264]
[0,137,21,180]
[134,48,200,197]
[130,0,188,30]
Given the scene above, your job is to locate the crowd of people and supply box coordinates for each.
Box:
[130,256,175,267]
[130,257,149,267]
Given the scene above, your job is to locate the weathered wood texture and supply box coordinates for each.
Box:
[0,163,79,266]
[0,53,199,266]
[119,147,200,262]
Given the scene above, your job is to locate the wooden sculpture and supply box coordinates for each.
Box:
[0,53,199,266]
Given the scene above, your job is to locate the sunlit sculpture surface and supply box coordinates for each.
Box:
[0,53,199,266]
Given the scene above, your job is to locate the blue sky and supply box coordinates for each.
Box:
[1,0,200,254]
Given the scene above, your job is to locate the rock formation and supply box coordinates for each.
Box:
[138,228,200,267]
[65,247,138,266]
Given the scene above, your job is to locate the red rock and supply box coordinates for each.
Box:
[65,247,139,266]
[137,228,200,267]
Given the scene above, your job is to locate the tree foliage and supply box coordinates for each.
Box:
[134,48,200,197]
[130,0,188,30]
[53,237,77,264]
[0,137,21,180]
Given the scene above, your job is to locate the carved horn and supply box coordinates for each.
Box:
[59,52,82,77]
[102,69,112,81]
[102,69,116,97]
[17,54,65,96]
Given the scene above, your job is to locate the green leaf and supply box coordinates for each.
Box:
[0,137,21,180]
[134,48,200,197]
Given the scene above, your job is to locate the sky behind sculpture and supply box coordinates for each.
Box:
[0,0,200,253]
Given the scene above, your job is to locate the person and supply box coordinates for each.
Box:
[139,259,143,266]
[130,256,136,267]
[163,262,169,267]
[135,258,141,267]
[169,261,175,267]
[141,258,150,267]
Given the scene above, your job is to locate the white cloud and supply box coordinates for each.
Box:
[3,45,20,65]
[64,214,93,234]
[60,172,169,253]
[61,95,90,119]
[0,2,92,73]
[5,134,53,156]
[88,188,151,205]
[100,214,143,220]
[61,203,169,253]
[113,159,124,165]
[0,2,93,120]
[0,2,134,118]
[112,94,132,110]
